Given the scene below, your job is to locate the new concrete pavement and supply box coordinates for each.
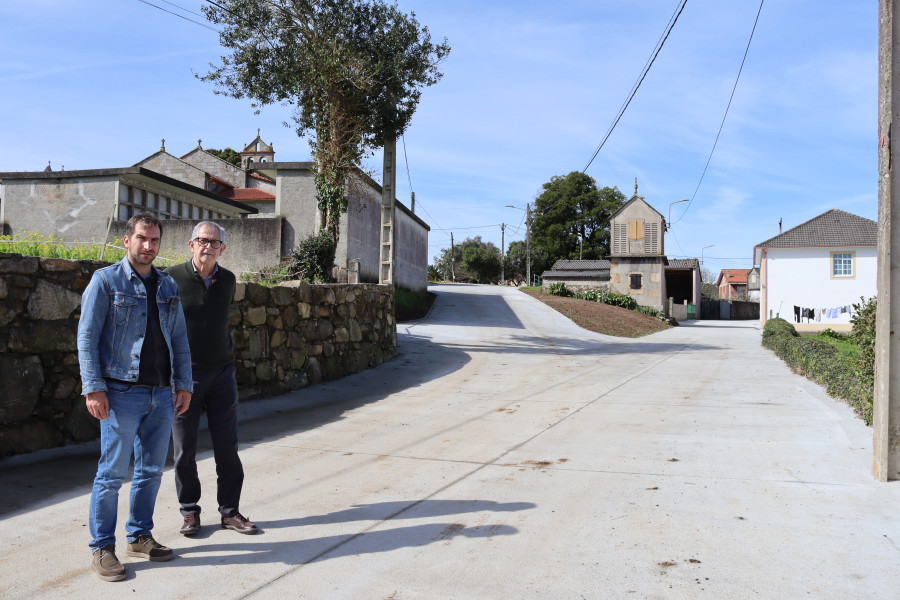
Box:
[2,283,898,599]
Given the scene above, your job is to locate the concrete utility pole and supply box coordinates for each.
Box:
[450,232,455,282]
[380,136,397,285]
[526,202,532,286]
[501,223,506,286]
[874,0,900,480]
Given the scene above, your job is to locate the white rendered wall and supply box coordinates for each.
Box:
[763,246,876,329]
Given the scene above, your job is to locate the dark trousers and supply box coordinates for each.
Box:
[172,362,244,517]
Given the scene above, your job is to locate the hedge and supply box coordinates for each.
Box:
[761,318,873,424]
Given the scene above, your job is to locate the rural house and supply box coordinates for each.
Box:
[752,208,876,331]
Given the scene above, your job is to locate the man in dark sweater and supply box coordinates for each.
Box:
[166,221,257,536]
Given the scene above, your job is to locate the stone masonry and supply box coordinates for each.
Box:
[0,253,397,456]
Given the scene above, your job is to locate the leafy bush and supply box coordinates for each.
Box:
[548,282,570,296]
[573,289,637,310]
[762,318,872,424]
[635,305,664,319]
[851,296,876,369]
[287,230,337,284]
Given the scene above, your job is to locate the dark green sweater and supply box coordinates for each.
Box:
[165,260,235,370]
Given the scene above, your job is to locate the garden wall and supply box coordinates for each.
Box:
[0,252,397,456]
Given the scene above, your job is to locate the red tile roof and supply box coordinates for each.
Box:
[716,269,750,285]
[219,188,275,201]
[248,171,275,183]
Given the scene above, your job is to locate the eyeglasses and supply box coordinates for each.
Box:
[193,237,223,249]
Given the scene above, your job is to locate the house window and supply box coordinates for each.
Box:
[629,273,642,290]
[831,251,855,279]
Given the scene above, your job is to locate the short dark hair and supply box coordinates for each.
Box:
[125,212,163,238]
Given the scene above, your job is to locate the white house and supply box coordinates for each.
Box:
[753,209,876,332]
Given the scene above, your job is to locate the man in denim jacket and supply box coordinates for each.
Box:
[78,212,193,581]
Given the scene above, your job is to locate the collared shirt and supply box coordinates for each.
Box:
[191,259,219,290]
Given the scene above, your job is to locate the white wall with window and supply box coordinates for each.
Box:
[761,246,876,330]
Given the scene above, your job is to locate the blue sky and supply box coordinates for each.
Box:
[0,1,878,273]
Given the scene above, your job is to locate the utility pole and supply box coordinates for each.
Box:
[526,202,532,287]
[380,130,396,285]
[450,232,455,282]
[411,191,415,213]
[501,223,506,286]
[874,0,900,480]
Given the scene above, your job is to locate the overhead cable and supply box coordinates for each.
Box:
[671,0,765,226]
[582,0,688,174]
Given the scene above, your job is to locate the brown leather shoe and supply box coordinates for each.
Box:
[92,545,126,582]
[180,513,200,536]
[221,512,258,534]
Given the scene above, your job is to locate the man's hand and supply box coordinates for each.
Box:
[85,391,110,420]
[175,390,192,415]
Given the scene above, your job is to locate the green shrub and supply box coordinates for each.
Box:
[851,296,877,368]
[635,305,664,318]
[548,282,570,297]
[573,289,637,310]
[762,317,872,424]
[288,230,337,284]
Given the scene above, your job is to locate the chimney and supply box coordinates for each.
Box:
[779,218,782,234]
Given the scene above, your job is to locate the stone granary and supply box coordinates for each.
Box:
[608,182,668,312]
[0,132,429,291]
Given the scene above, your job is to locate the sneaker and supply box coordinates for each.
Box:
[221,512,258,535]
[180,513,200,536]
[126,535,174,562]
[91,545,126,582]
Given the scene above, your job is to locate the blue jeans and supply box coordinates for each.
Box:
[89,382,174,551]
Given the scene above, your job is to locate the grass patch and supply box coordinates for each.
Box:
[395,288,437,322]
[0,231,187,265]
[808,329,860,360]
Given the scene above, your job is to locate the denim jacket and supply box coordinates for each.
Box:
[77,257,193,395]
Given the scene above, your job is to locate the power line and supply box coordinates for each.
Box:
[136,0,221,31]
[582,0,688,174]
[671,0,765,226]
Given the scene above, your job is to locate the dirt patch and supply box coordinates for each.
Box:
[519,289,671,337]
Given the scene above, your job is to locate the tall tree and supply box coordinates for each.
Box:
[431,236,501,283]
[201,0,450,241]
[503,240,550,285]
[530,172,625,270]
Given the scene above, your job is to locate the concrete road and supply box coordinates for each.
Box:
[2,283,898,599]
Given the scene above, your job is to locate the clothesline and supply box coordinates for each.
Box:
[793,304,854,324]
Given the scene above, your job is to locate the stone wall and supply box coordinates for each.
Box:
[0,252,397,456]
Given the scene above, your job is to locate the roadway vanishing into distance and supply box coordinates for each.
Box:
[2,283,898,599]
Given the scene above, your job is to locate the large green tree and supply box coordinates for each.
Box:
[201,0,450,241]
[431,236,501,283]
[530,172,625,270]
[503,240,550,285]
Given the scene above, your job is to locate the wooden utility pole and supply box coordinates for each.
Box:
[874,0,900,480]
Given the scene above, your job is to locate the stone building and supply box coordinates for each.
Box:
[0,132,429,291]
[608,182,667,311]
